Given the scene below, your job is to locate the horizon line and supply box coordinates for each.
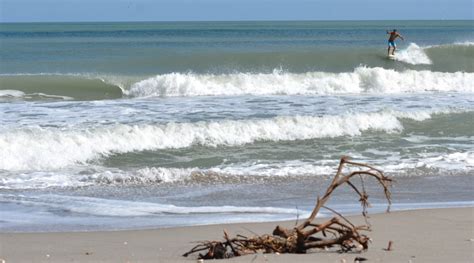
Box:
[1,18,473,24]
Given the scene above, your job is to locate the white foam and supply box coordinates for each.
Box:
[420,152,474,170]
[390,108,467,121]
[107,167,197,184]
[126,67,473,97]
[0,111,412,171]
[2,147,472,189]
[0,167,188,189]
[0,89,73,101]
[210,161,336,178]
[451,41,474,46]
[0,163,330,189]
[426,41,474,48]
[1,108,468,171]
[0,89,25,97]
[0,171,90,190]
[29,93,74,100]
[396,43,432,65]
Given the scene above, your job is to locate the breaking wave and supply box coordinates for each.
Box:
[0,109,467,171]
[2,150,473,190]
[127,67,473,97]
[2,67,473,101]
[396,43,432,65]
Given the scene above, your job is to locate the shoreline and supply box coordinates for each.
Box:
[1,207,473,262]
[2,201,474,234]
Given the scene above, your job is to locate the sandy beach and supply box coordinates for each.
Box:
[1,207,472,262]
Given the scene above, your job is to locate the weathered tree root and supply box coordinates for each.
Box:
[183,156,392,259]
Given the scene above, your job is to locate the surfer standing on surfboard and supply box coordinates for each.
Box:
[386,29,404,56]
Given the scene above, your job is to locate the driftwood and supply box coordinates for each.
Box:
[183,156,392,259]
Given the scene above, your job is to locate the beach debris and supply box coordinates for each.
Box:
[354,256,368,262]
[385,240,393,251]
[183,156,392,259]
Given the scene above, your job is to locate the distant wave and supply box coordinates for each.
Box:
[0,89,74,100]
[426,41,474,48]
[127,67,473,97]
[0,108,468,171]
[453,41,474,46]
[0,74,124,100]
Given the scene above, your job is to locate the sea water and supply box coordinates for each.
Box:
[0,21,473,231]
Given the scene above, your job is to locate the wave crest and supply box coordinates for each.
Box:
[396,43,432,65]
[127,67,474,97]
[1,109,465,171]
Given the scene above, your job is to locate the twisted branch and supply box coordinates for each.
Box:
[183,156,392,259]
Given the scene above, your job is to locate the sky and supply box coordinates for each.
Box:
[0,0,472,22]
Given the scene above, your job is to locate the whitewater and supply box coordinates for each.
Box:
[1,20,473,232]
[0,108,470,171]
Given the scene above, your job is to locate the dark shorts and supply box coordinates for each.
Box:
[388,41,396,47]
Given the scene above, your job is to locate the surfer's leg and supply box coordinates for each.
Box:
[390,42,396,55]
[388,41,395,55]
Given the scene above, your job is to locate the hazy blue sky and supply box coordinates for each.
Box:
[1,0,472,22]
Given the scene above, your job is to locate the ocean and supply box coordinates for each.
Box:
[0,20,473,232]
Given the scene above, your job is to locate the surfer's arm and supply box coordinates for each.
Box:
[398,34,405,41]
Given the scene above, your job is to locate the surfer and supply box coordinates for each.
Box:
[386,29,404,56]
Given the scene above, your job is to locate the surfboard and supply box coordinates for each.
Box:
[387,54,396,60]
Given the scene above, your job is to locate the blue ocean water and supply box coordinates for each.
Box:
[0,21,473,232]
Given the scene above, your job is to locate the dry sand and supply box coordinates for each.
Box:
[1,207,473,262]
